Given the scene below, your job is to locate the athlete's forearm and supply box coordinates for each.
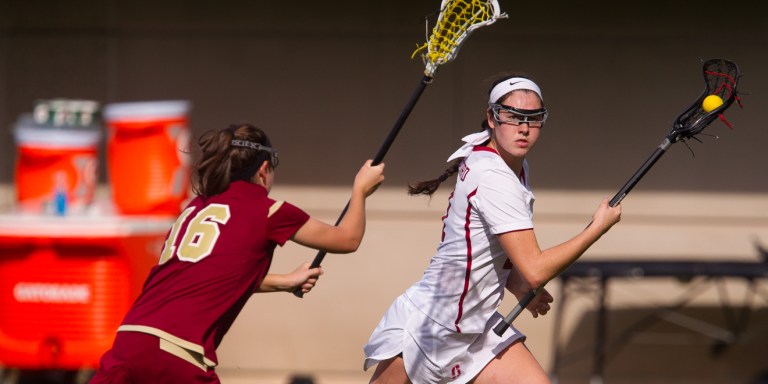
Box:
[536,224,606,282]
[335,189,367,252]
[500,224,607,289]
[254,274,288,293]
[331,159,383,252]
[256,263,322,294]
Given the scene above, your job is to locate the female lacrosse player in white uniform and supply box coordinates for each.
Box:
[364,75,622,384]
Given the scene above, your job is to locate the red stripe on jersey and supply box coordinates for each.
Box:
[441,191,454,242]
[454,188,477,332]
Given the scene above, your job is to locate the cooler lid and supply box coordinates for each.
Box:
[103,100,191,122]
[13,114,101,149]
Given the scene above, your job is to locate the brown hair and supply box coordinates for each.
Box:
[192,123,275,197]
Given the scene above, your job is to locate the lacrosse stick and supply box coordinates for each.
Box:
[494,58,742,335]
[294,0,507,297]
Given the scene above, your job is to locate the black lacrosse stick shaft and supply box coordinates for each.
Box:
[293,74,432,298]
[608,138,672,207]
[371,75,433,165]
[493,288,542,336]
[494,137,674,335]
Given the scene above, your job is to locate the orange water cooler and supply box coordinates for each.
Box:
[103,100,192,216]
[12,114,100,215]
[0,215,172,370]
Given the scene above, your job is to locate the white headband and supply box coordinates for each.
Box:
[489,77,543,104]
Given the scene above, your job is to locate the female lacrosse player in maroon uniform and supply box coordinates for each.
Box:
[90,123,385,383]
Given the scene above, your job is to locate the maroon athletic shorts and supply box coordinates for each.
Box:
[90,331,220,384]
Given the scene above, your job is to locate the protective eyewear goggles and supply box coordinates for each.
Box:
[231,139,279,168]
[489,103,548,127]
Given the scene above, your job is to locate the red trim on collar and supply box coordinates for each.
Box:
[473,146,498,155]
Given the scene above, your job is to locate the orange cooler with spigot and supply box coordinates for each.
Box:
[13,115,100,215]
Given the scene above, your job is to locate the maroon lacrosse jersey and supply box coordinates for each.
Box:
[119,181,309,367]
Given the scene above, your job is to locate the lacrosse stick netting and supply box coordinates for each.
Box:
[670,58,741,142]
[414,0,507,77]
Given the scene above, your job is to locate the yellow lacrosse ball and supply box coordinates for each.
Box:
[702,94,724,112]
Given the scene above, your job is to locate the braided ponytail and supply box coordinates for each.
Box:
[407,158,463,196]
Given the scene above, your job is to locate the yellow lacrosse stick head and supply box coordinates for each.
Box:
[413,0,507,77]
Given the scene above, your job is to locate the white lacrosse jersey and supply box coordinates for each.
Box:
[405,145,534,334]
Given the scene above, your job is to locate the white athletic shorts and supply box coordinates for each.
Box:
[364,294,525,384]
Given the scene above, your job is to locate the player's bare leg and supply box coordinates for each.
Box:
[369,356,410,384]
[472,339,550,384]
